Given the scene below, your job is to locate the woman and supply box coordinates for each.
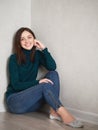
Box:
[5,27,83,128]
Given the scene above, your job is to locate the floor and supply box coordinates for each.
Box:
[0,112,98,130]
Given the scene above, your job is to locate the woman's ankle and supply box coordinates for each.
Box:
[50,108,60,117]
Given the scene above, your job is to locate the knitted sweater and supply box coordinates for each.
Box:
[5,48,56,98]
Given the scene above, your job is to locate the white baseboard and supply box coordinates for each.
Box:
[0,105,6,112]
[67,107,98,125]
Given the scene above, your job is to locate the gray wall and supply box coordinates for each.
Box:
[0,0,31,111]
[31,0,98,124]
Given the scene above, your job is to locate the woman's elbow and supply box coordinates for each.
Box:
[47,64,57,71]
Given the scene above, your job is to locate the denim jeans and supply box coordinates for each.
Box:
[6,71,63,114]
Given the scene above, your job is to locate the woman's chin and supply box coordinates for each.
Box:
[24,46,34,50]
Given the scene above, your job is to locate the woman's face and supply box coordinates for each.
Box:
[20,30,35,50]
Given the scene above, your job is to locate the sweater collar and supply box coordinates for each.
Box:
[22,48,33,56]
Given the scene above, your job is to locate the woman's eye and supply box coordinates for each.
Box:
[28,36,32,39]
[21,38,24,41]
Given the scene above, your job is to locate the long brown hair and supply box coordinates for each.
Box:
[13,27,36,64]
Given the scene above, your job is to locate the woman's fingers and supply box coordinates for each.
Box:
[34,39,45,50]
[39,78,54,84]
[46,79,54,84]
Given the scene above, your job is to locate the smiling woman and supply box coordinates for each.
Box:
[5,27,83,128]
[20,31,35,50]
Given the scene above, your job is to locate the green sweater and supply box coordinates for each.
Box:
[5,48,56,98]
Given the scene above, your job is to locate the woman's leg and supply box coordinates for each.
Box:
[45,71,60,116]
[41,79,75,123]
[45,71,60,98]
[6,84,45,114]
[43,71,76,123]
[44,71,83,127]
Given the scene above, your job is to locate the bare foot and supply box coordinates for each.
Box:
[57,106,75,124]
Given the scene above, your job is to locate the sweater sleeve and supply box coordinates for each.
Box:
[9,55,39,92]
[38,48,57,70]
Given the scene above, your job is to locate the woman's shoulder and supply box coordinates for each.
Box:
[8,54,18,68]
[9,54,17,62]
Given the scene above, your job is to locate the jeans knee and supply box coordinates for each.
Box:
[48,70,59,77]
[7,105,25,114]
[51,70,58,74]
[43,83,53,91]
[7,99,25,114]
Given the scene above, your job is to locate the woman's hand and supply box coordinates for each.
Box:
[39,78,54,84]
[34,39,46,50]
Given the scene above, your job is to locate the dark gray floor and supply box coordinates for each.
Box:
[0,112,98,130]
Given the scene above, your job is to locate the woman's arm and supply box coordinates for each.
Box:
[34,40,57,70]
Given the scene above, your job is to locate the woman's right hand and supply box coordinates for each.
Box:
[34,39,46,50]
[39,78,54,84]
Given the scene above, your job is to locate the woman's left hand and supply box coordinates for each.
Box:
[34,39,46,50]
[39,78,54,84]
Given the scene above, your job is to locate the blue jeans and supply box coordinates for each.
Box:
[6,71,63,114]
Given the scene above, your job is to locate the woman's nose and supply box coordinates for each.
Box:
[25,38,28,43]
